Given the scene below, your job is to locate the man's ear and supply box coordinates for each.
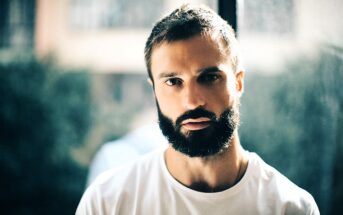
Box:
[147,78,153,86]
[235,71,245,96]
[147,78,155,94]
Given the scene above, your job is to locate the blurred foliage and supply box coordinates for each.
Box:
[240,49,343,215]
[0,59,92,215]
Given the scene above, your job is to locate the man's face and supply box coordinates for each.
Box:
[150,35,244,157]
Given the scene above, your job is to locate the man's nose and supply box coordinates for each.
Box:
[183,82,206,110]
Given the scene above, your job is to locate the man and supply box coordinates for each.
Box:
[77,4,319,214]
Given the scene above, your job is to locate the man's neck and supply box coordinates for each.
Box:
[164,134,248,192]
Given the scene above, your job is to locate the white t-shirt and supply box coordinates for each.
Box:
[77,147,319,215]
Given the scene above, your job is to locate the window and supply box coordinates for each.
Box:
[239,0,294,35]
[69,0,165,29]
[0,0,35,49]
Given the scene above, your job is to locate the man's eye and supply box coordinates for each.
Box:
[165,78,182,86]
[199,74,221,83]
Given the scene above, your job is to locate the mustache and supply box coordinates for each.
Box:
[175,108,217,127]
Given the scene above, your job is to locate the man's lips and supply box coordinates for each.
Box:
[181,117,212,130]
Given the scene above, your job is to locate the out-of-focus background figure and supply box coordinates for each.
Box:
[0,0,342,215]
[86,123,167,186]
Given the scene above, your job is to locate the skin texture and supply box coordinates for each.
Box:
[150,34,248,192]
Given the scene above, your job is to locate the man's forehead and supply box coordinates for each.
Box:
[152,35,227,59]
[150,36,235,78]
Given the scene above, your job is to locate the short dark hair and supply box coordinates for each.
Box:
[144,4,242,82]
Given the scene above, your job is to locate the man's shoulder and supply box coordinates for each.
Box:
[249,152,307,193]
[248,152,319,214]
[94,146,165,187]
[76,147,166,214]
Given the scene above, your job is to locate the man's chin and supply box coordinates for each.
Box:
[157,106,238,158]
[170,142,227,158]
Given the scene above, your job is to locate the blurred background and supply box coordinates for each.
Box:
[0,0,342,214]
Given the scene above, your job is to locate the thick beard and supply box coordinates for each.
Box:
[157,104,240,158]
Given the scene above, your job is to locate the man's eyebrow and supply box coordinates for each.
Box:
[197,66,221,74]
[157,71,179,79]
[157,67,222,79]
